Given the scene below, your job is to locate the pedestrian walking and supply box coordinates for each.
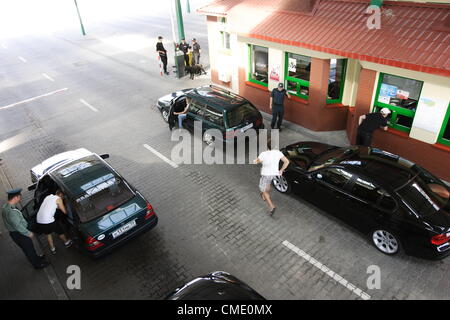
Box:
[156,36,169,75]
[253,139,290,216]
[356,108,391,146]
[192,38,201,65]
[36,190,72,255]
[1,188,49,269]
[179,38,191,67]
[270,83,291,131]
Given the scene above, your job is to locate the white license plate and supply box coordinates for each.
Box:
[112,220,137,239]
[240,123,253,132]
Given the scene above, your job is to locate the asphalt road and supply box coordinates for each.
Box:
[0,1,449,300]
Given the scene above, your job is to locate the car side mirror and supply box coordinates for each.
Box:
[28,183,37,191]
[100,154,110,159]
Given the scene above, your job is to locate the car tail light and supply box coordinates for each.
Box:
[86,236,104,251]
[145,202,155,220]
[430,233,450,246]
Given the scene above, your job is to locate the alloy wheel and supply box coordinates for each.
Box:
[273,176,289,193]
[372,230,399,255]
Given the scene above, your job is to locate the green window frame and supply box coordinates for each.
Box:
[373,73,424,133]
[326,59,347,104]
[437,103,450,147]
[284,52,310,100]
[248,44,269,87]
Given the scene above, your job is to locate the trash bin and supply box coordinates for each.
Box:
[173,51,186,79]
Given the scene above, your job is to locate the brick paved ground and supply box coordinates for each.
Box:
[0,3,449,301]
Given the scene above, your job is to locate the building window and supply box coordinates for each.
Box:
[248,44,268,86]
[437,103,450,147]
[374,73,423,133]
[221,31,231,50]
[285,52,311,99]
[327,59,347,104]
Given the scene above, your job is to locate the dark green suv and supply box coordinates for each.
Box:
[156,85,264,144]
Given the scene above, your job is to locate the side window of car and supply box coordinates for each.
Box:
[350,177,395,209]
[203,106,224,127]
[188,100,205,116]
[316,167,353,189]
[378,192,397,211]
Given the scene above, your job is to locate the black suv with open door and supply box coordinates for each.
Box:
[156,85,264,145]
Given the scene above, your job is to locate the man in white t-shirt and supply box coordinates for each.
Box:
[254,139,290,216]
[36,190,72,254]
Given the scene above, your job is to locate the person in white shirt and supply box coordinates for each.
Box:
[254,139,290,216]
[36,190,72,254]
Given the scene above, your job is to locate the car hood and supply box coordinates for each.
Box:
[158,89,192,105]
[31,148,93,182]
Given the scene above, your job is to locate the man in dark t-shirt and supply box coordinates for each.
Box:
[270,83,291,130]
[356,108,391,146]
[179,39,191,67]
[156,36,169,75]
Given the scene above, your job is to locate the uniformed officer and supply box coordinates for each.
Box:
[2,188,49,269]
[179,38,191,67]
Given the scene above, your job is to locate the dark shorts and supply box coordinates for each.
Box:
[37,221,64,235]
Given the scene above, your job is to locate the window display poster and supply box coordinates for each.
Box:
[378,83,397,103]
[288,58,297,72]
[396,90,409,100]
[270,64,280,81]
[412,97,448,133]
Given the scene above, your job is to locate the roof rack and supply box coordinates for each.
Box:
[208,85,243,100]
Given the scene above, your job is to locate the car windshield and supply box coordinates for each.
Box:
[54,156,134,223]
[227,103,259,128]
[395,166,450,217]
[308,147,357,171]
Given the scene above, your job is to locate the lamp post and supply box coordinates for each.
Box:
[73,0,86,36]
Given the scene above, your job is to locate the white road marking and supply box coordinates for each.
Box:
[18,56,27,63]
[143,144,179,168]
[0,88,68,111]
[79,99,99,112]
[42,73,55,82]
[282,240,371,300]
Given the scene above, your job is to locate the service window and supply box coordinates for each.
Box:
[317,167,353,189]
[285,53,311,99]
[327,59,346,104]
[248,45,268,86]
[374,73,423,133]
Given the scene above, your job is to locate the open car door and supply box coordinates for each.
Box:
[21,199,39,232]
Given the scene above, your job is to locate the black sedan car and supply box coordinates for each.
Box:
[166,271,265,300]
[272,141,450,260]
[22,148,158,257]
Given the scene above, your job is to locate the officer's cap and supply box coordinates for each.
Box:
[6,188,22,197]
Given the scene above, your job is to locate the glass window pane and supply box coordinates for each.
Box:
[395,114,413,128]
[443,118,450,141]
[287,53,310,82]
[319,168,352,188]
[328,59,345,100]
[377,74,422,111]
[250,45,268,84]
[351,177,383,204]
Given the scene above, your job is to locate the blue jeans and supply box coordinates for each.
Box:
[178,113,187,128]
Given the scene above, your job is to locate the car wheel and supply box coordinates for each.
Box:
[371,229,401,255]
[204,132,215,146]
[272,175,291,193]
[161,108,170,122]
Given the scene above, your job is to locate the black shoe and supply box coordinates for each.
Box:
[269,207,276,216]
[165,72,169,75]
[34,261,50,270]
[278,127,282,132]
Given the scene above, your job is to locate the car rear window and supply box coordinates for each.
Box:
[396,167,449,217]
[226,103,259,128]
[54,156,134,223]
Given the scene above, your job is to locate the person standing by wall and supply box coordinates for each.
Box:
[156,36,169,75]
[254,140,290,216]
[270,83,291,131]
[1,189,49,269]
[179,38,191,67]
[356,108,391,146]
[192,38,201,65]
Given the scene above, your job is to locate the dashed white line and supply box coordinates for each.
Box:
[18,56,27,63]
[143,144,179,168]
[79,99,99,112]
[0,88,69,111]
[42,73,55,82]
[282,240,371,300]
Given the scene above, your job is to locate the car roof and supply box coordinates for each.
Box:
[185,85,248,111]
[338,147,417,190]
